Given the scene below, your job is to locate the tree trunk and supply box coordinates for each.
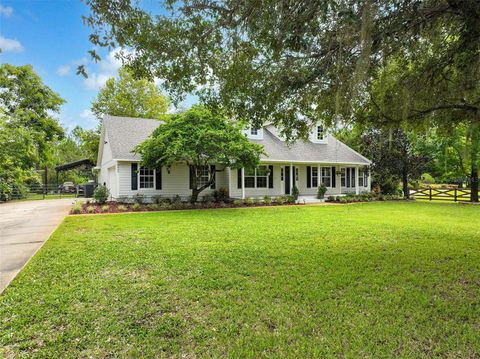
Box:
[470,124,479,202]
[190,188,200,204]
[402,169,409,199]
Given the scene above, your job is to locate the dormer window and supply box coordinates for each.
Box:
[316,126,324,140]
[251,128,258,136]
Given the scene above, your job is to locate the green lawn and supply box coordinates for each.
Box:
[1,202,479,357]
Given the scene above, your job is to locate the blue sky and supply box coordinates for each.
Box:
[0,0,194,131]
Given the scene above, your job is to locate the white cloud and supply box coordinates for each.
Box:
[99,48,125,73]
[84,73,112,90]
[79,109,97,126]
[0,4,13,17]
[56,65,71,76]
[0,36,24,53]
[83,48,132,91]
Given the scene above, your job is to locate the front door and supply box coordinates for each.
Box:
[284,166,290,195]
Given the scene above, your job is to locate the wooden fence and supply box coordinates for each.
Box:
[410,188,474,202]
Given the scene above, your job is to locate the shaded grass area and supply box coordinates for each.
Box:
[1,202,479,357]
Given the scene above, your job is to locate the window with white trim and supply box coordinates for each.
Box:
[139,167,154,189]
[321,167,331,187]
[317,126,324,140]
[311,167,319,187]
[244,165,268,188]
[359,170,369,187]
[341,167,356,188]
[250,128,258,135]
[197,166,210,187]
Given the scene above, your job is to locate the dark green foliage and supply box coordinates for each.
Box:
[291,185,299,200]
[213,187,229,203]
[93,185,110,204]
[317,183,327,199]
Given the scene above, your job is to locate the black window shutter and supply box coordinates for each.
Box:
[352,167,356,186]
[131,163,138,190]
[237,168,242,189]
[306,166,311,188]
[155,167,162,190]
[210,165,216,189]
[189,165,193,189]
[268,165,274,188]
[331,166,336,188]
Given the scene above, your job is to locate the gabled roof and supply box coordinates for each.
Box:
[102,115,163,161]
[101,115,370,165]
[251,126,370,164]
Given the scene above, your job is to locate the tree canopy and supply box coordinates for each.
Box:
[0,64,65,163]
[91,67,170,120]
[135,106,264,202]
[83,1,480,136]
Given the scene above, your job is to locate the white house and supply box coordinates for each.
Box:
[97,115,371,201]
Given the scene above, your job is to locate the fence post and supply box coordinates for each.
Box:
[429,188,432,201]
[454,188,457,202]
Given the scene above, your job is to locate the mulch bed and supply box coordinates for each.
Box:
[73,201,305,215]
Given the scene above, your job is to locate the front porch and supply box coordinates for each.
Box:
[228,162,370,199]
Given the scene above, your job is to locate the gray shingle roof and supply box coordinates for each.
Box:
[103,115,163,161]
[251,126,370,164]
[102,115,370,165]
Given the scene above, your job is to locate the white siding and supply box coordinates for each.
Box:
[98,131,118,198]
[116,161,229,201]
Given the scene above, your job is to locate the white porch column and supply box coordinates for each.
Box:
[290,163,293,194]
[355,165,360,195]
[227,167,232,197]
[241,167,245,199]
[367,168,371,191]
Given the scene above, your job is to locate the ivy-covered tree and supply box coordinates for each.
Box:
[135,106,264,203]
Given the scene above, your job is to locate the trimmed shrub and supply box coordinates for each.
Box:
[233,199,243,206]
[326,195,336,202]
[160,202,171,210]
[292,185,299,200]
[317,183,327,199]
[149,203,160,210]
[286,195,296,204]
[132,203,141,211]
[151,195,163,204]
[86,205,95,214]
[93,185,109,204]
[263,196,272,205]
[276,196,287,205]
[213,187,229,203]
[117,205,128,212]
[244,198,254,206]
[117,195,130,204]
[172,195,182,204]
[132,193,146,204]
[380,178,401,195]
[101,205,110,213]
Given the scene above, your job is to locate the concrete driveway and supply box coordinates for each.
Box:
[0,198,74,293]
